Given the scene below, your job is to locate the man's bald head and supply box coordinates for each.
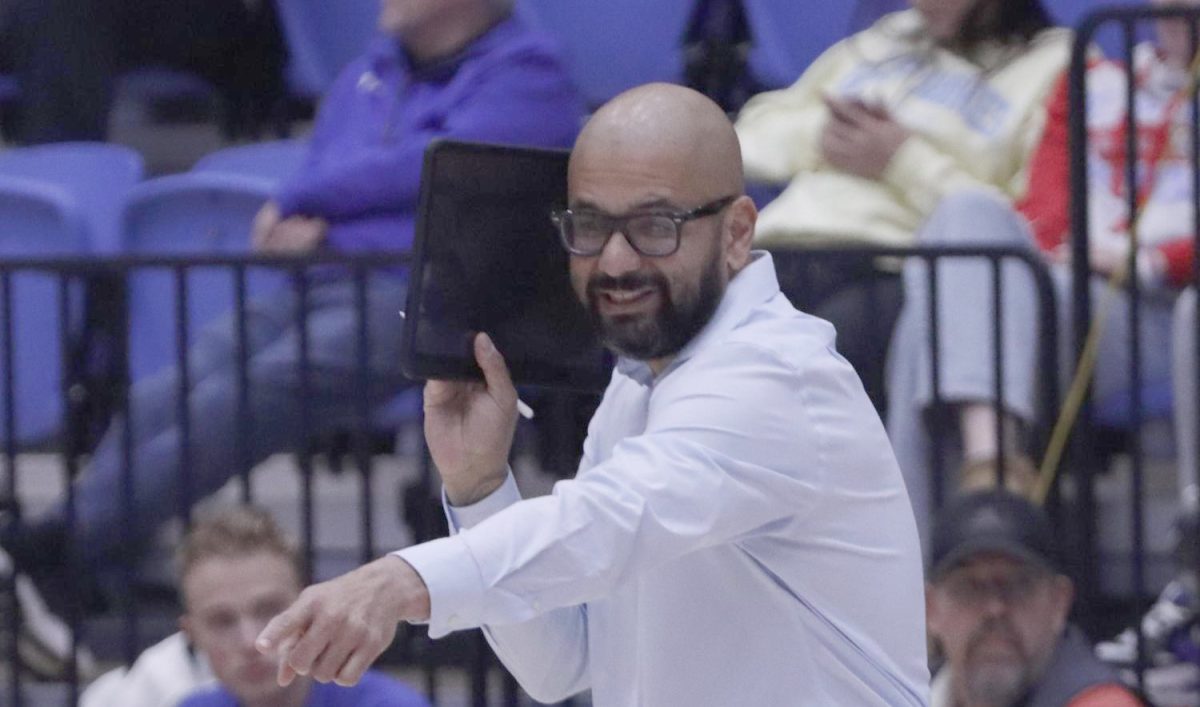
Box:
[570,84,744,201]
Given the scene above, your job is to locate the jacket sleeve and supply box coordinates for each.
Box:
[397,342,819,703]
[734,40,849,183]
[1015,72,1072,255]
[276,50,580,221]
[293,60,364,179]
[882,68,1067,218]
[1157,238,1195,287]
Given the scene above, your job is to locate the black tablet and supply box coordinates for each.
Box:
[400,140,613,392]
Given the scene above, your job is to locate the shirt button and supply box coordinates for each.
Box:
[446,613,460,629]
[532,600,543,612]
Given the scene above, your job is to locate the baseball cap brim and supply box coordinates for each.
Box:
[930,534,1056,580]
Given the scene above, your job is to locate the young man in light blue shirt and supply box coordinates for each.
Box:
[259,82,930,706]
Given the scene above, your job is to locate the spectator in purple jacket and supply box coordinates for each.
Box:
[0,0,585,678]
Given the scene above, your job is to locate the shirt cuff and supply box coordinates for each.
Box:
[444,470,522,532]
[394,536,487,639]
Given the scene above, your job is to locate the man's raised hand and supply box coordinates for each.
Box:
[423,332,519,506]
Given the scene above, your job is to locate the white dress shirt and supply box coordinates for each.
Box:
[398,252,930,706]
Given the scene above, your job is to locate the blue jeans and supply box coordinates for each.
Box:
[53,275,411,568]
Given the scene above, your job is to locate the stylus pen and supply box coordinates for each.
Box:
[399,310,535,420]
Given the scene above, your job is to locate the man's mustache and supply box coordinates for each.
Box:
[966,617,1025,661]
[587,273,664,296]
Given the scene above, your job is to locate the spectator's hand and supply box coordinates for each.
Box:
[256,555,430,688]
[257,215,329,254]
[1143,662,1200,707]
[820,96,909,180]
[251,201,283,250]
[424,333,518,506]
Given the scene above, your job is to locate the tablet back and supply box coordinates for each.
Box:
[401,140,612,392]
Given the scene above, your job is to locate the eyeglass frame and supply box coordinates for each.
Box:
[549,195,739,258]
[937,564,1054,608]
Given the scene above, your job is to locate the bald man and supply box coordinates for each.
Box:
[258,84,930,706]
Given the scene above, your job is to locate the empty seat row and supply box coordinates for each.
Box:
[0,141,310,444]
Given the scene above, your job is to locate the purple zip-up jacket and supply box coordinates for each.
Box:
[274,14,585,255]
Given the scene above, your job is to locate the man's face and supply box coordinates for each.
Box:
[378,0,456,37]
[909,0,978,43]
[927,553,1073,707]
[566,146,732,363]
[181,551,304,705]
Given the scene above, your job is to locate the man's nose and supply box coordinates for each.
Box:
[980,591,1011,619]
[596,229,643,276]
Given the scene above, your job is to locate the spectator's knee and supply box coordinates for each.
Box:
[1177,288,1197,327]
[920,188,1030,248]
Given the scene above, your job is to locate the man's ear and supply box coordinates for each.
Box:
[925,583,944,640]
[1049,575,1075,631]
[724,195,758,273]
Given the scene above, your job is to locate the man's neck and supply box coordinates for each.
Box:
[647,356,672,377]
[402,8,504,64]
[950,681,1026,707]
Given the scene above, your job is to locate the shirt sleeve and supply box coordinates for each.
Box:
[398,471,593,704]
[276,50,581,221]
[398,341,821,699]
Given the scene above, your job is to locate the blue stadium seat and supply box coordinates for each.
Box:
[1094,380,1175,430]
[0,177,90,443]
[275,0,381,98]
[120,173,286,382]
[741,0,862,90]
[192,139,307,183]
[848,0,908,33]
[0,142,145,254]
[1047,0,1151,57]
[519,0,695,107]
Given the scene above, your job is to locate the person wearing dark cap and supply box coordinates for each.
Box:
[927,491,1141,707]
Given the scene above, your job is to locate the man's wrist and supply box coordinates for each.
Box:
[444,473,508,507]
[386,555,431,622]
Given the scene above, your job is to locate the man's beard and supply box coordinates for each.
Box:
[960,618,1034,707]
[585,255,723,362]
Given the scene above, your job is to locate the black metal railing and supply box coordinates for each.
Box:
[1069,3,1200,693]
[772,245,1061,508]
[0,241,1062,707]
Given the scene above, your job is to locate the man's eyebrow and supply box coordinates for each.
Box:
[569,197,681,213]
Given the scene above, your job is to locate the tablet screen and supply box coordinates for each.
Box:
[401,140,612,392]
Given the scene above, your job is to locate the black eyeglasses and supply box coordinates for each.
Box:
[940,566,1050,608]
[550,195,737,257]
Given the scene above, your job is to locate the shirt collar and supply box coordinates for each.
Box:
[615,251,779,387]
